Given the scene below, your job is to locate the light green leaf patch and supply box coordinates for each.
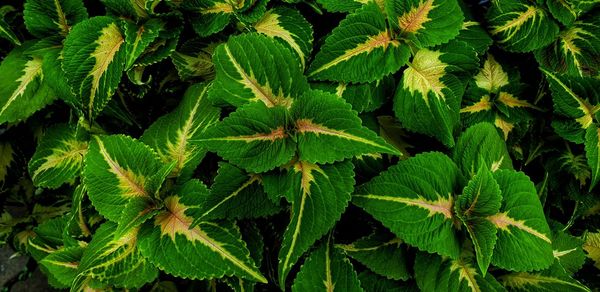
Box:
[498,260,590,291]
[254,7,313,68]
[489,170,554,271]
[551,229,586,275]
[0,42,55,124]
[394,41,477,147]
[307,3,409,83]
[29,124,88,189]
[23,0,88,38]
[486,0,559,52]
[535,17,600,77]
[62,16,126,120]
[137,180,267,283]
[278,160,355,286]
[83,135,163,223]
[40,246,84,287]
[141,83,220,180]
[210,33,308,108]
[414,249,505,292]
[292,240,363,292]
[385,0,464,48]
[72,222,158,290]
[353,152,463,258]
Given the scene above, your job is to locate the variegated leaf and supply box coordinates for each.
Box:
[254,7,313,68]
[40,246,84,287]
[62,16,126,120]
[28,124,88,189]
[83,135,163,222]
[278,160,354,286]
[0,42,55,124]
[23,0,88,38]
[141,83,220,180]
[307,3,410,83]
[292,240,362,292]
[393,41,477,147]
[385,0,464,48]
[486,0,559,52]
[210,33,308,108]
[498,261,589,291]
[137,180,267,283]
[0,17,20,45]
[583,231,600,269]
[453,123,513,178]
[353,152,464,258]
[489,170,554,271]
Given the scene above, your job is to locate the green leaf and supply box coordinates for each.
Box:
[498,260,590,291]
[414,249,505,292]
[137,180,267,283]
[278,160,354,286]
[453,123,513,178]
[141,83,220,180]
[0,143,13,184]
[23,0,88,38]
[583,231,600,269]
[358,271,419,292]
[28,124,88,189]
[170,40,217,80]
[307,3,410,83]
[456,21,493,55]
[0,17,21,45]
[585,124,600,190]
[337,232,409,280]
[455,165,502,275]
[353,152,463,258]
[210,33,308,108]
[385,0,464,48]
[40,246,84,287]
[183,0,248,37]
[542,69,600,135]
[315,0,371,13]
[489,170,554,271]
[195,162,280,221]
[123,18,164,70]
[0,42,55,124]
[83,135,162,222]
[535,16,600,78]
[551,230,586,275]
[486,0,560,52]
[73,222,158,290]
[254,7,313,68]
[292,240,363,292]
[101,0,159,19]
[393,40,477,147]
[62,16,126,120]
[197,102,295,173]
[311,77,391,113]
[292,90,401,164]
[546,0,597,26]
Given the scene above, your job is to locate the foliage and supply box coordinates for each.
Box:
[0,0,599,291]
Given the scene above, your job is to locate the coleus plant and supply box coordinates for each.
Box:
[0,0,599,291]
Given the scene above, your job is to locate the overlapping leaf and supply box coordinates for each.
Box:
[385,0,464,48]
[62,16,126,120]
[292,240,362,292]
[137,180,267,283]
[29,124,88,188]
[535,16,600,77]
[254,7,313,68]
[83,135,163,222]
[394,41,477,147]
[353,152,463,258]
[489,170,554,271]
[486,0,559,52]
[307,3,410,83]
[23,0,88,38]
[210,33,308,108]
[414,250,504,292]
[498,261,589,291]
[311,77,391,113]
[0,42,55,124]
[453,123,513,178]
[278,160,354,286]
[141,83,220,179]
